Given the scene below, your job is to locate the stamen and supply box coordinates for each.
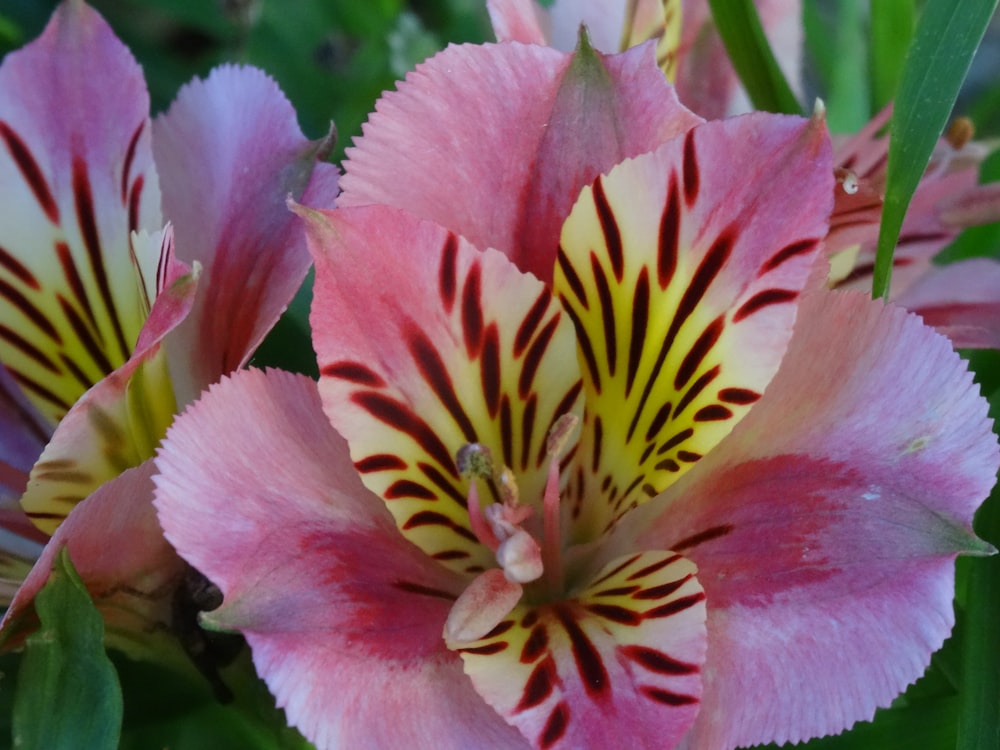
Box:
[466,480,500,551]
[457,443,495,480]
[541,414,578,595]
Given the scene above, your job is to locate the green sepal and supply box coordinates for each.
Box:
[12,547,123,750]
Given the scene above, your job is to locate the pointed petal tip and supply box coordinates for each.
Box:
[812,98,827,120]
[316,121,338,161]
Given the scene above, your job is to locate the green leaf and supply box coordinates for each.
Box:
[707,0,801,114]
[823,0,869,133]
[871,0,998,300]
[12,548,123,750]
[869,0,916,111]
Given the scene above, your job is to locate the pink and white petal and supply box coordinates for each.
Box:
[153,368,525,750]
[19,249,196,535]
[340,41,700,283]
[449,551,706,749]
[555,112,832,540]
[894,258,1000,349]
[487,0,550,44]
[0,365,50,504]
[0,0,162,426]
[304,204,583,575]
[0,460,188,671]
[153,64,339,405]
[627,290,997,748]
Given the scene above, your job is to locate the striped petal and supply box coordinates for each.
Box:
[304,204,583,576]
[0,366,50,504]
[448,551,706,749]
[0,0,162,426]
[20,238,195,535]
[627,290,997,748]
[340,39,700,284]
[554,112,832,540]
[154,368,525,750]
[153,65,339,405]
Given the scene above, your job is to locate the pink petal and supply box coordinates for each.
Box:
[1,460,187,665]
[487,0,549,44]
[153,65,339,404]
[19,248,196,535]
[449,551,706,749]
[628,290,997,747]
[303,203,582,575]
[153,368,525,750]
[339,40,700,283]
[555,111,832,540]
[895,258,1000,349]
[0,0,163,426]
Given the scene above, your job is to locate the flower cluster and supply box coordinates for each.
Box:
[1,1,998,749]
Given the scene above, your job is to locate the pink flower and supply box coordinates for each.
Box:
[155,39,996,749]
[0,0,337,666]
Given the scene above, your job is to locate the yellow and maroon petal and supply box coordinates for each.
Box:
[0,2,162,426]
[20,243,195,535]
[305,205,583,576]
[448,550,706,749]
[554,111,832,540]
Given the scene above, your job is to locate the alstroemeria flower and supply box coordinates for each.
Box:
[829,106,1000,349]
[0,0,337,665]
[154,40,996,750]
[486,0,803,118]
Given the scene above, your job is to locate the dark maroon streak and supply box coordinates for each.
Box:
[72,156,130,360]
[354,453,407,473]
[57,296,113,375]
[59,353,95,391]
[459,642,508,656]
[626,268,650,397]
[645,592,707,618]
[672,365,721,419]
[633,575,693,601]
[589,252,617,376]
[592,585,640,598]
[657,427,694,454]
[540,703,570,749]
[520,393,538,472]
[682,130,700,206]
[402,510,478,542]
[432,550,470,560]
[0,324,59,373]
[627,554,681,581]
[0,245,39,289]
[322,360,386,386]
[585,603,641,626]
[623,645,699,675]
[643,402,674,444]
[733,289,798,322]
[405,326,477,442]
[641,686,698,706]
[518,657,558,711]
[759,238,818,275]
[384,479,437,500]
[500,395,514,468]
[481,324,501,417]
[419,462,467,507]
[592,177,624,281]
[391,580,457,600]
[677,451,701,463]
[560,302,602,393]
[514,290,551,357]
[672,524,734,551]
[591,416,603,474]
[556,247,588,309]
[693,404,733,422]
[554,605,609,699]
[674,316,724,390]
[0,278,61,342]
[521,625,550,664]
[120,121,144,203]
[55,241,99,333]
[718,387,760,404]
[439,233,458,313]
[8,368,71,412]
[655,459,680,472]
[519,315,559,399]
[127,175,144,236]
[486,620,516,638]
[351,391,456,474]
[591,553,643,587]
[461,262,484,356]
[658,176,680,289]
[0,121,59,223]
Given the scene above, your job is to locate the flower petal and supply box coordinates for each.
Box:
[0,0,162,425]
[487,0,549,44]
[152,64,339,404]
[629,290,997,748]
[448,551,706,749]
[20,240,195,535]
[1,460,187,668]
[304,204,583,576]
[555,112,832,540]
[340,40,700,283]
[0,366,50,504]
[894,258,1000,349]
[153,368,525,750]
